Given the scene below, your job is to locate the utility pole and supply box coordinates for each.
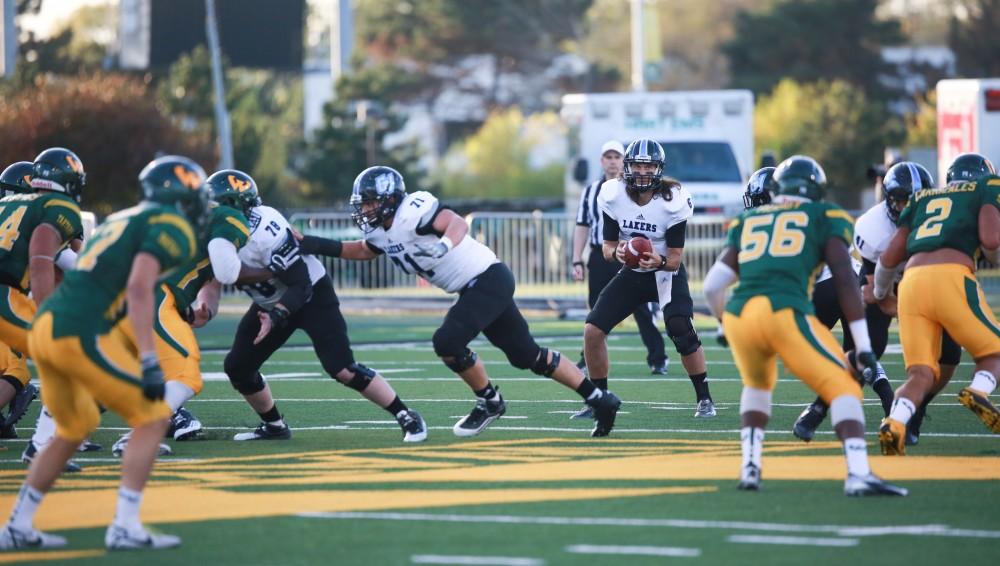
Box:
[630,0,645,92]
[1,0,15,78]
[205,0,234,170]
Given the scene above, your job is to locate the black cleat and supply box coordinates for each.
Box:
[3,382,37,428]
[0,423,16,439]
[396,410,428,443]
[589,391,621,437]
[649,361,668,375]
[77,439,102,452]
[170,407,203,441]
[22,441,81,472]
[792,403,826,442]
[233,421,291,441]
[453,391,506,437]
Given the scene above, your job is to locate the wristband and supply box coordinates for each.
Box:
[848,319,872,354]
[140,351,158,369]
[658,256,667,270]
[440,236,455,251]
[572,261,584,267]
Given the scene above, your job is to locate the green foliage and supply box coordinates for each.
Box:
[723,0,903,99]
[295,68,424,206]
[948,0,1000,77]
[755,79,903,206]
[435,109,564,199]
[0,74,215,215]
[905,90,937,149]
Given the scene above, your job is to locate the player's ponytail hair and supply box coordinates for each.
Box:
[656,176,681,201]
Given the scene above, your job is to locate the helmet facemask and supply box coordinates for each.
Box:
[624,160,663,193]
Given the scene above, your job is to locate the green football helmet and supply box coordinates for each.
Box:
[31,147,86,202]
[945,152,996,184]
[0,161,34,198]
[138,155,211,232]
[206,169,261,215]
[773,155,827,201]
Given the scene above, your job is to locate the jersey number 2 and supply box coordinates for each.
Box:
[913,197,952,240]
[739,211,808,263]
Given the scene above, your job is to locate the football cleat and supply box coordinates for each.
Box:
[844,473,908,497]
[396,410,428,443]
[878,418,906,456]
[0,423,16,439]
[589,391,622,437]
[233,421,291,441]
[3,382,37,428]
[649,361,668,375]
[0,525,67,549]
[905,431,919,446]
[170,407,203,441]
[569,405,594,420]
[737,463,761,491]
[694,399,717,418]
[111,435,172,458]
[105,524,181,550]
[575,356,586,370]
[957,387,1000,433]
[22,441,81,473]
[77,439,102,452]
[453,392,506,438]
[792,403,827,442]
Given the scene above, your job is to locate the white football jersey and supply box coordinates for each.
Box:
[597,179,693,273]
[852,200,897,264]
[239,205,325,309]
[365,191,498,293]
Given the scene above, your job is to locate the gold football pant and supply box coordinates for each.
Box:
[0,342,29,387]
[0,284,35,356]
[28,312,171,442]
[898,264,1000,378]
[723,296,862,403]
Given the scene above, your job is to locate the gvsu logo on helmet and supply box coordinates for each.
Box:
[374,173,396,193]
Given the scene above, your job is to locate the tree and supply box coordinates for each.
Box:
[723,0,904,99]
[295,68,423,205]
[949,0,1000,77]
[434,108,565,199]
[0,74,215,215]
[755,79,903,206]
[905,90,937,149]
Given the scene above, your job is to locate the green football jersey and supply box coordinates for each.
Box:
[42,202,196,337]
[162,205,250,311]
[0,191,83,291]
[900,175,1000,259]
[725,199,854,316]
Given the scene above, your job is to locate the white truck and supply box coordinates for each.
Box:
[561,90,754,216]
[937,79,1000,180]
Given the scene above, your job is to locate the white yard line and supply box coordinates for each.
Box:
[299,511,1000,540]
[727,534,859,547]
[410,555,544,566]
[564,544,700,557]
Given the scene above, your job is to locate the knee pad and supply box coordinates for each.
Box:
[433,325,468,358]
[228,370,266,396]
[443,349,478,373]
[345,363,376,392]
[740,387,772,416]
[530,347,561,377]
[666,316,701,356]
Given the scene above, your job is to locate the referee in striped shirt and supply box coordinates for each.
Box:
[571,140,668,382]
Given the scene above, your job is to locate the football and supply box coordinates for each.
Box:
[623,236,652,268]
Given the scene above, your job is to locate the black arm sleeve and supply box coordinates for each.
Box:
[299,235,343,257]
[274,260,313,315]
[365,240,385,255]
[602,212,621,242]
[665,221,687,248]
[415,205,449,236]
[861,258,876,277]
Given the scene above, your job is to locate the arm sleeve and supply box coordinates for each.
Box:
[274,258,313,314]
[207,238,242,285]
[299,235,342,257]
[602,212,621,242]
[576,184,592,226]
[665,221,687,248]
[141,216,195,271]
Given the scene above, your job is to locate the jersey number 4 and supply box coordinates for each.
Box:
[739,211,808,263]
[0,206,27,252]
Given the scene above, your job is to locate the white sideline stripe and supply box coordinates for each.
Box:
[299,511,1000,539]
[564,544,700,557]
[727,534,858,547]
[410,555,544,566]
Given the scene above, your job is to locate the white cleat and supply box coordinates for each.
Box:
[105,524,181,550]
[694,399,717,418]
[737,464,761,491]
[844,473,908,497]
[397,410,428,443]
[0,525,68,549]
[112,436,172,458]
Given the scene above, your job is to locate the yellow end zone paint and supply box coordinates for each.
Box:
[0,549,104,564]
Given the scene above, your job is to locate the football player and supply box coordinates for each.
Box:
[197,170,427,443]
[0,155,210,550]
[0,162,39,438]
[703,155,906,496]
[303,166,621,437]
[109,169,257,456]
[583,139,716,418]
[875,153,1000,454]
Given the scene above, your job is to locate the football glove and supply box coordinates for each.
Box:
[140,353,166,401]
[412,236,453,259]
[268,229,301,273]
[267,305,291,329]
[855,351,879,378]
